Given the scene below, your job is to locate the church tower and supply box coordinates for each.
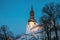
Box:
[28,7,36,22]
[26,7,38,34]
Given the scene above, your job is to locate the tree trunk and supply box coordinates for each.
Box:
[53,19,59,40]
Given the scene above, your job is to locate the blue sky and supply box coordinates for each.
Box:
[0,0,60,36]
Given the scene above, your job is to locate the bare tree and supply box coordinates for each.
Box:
[0,25,14,40]
[42,3,60,40]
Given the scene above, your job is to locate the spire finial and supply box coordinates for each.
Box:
[30,5,34,13]
[28,5,36,22]
[31,5,33,10]
[30,5,34,19]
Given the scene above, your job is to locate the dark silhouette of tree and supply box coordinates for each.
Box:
[40,15,51,40]
[0,25,15,40]
[1,25,8,40]
[42,3,60,40]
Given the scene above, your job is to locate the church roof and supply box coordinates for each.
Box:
[28,19,36,22]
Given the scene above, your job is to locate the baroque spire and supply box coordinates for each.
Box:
[28,6,36,22]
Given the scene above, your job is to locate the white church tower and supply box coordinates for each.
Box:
[26,7,38,34]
